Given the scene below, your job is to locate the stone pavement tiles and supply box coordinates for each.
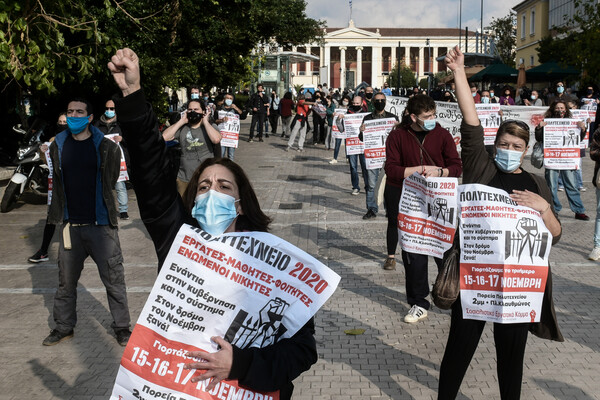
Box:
[1,122,599,399]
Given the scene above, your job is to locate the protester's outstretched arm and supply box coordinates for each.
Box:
[445,46,479,126]
[108,48,141,96]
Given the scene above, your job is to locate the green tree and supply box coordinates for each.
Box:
[488,12,516,68]
[387,63,416,89]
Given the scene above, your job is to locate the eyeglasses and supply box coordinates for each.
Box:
[106,107,115,110]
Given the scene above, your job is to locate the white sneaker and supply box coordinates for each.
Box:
[580,186,587,192]
[589,247,600,261]
[351,188,360,195]
[404,305,428,323]
[328,159,338,164]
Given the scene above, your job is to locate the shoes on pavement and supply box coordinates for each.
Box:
[297,148,304,152]
[362,209,377,220]
[575,213,590,221]
[351,188,360,195]
[265,134,269,138]
[28,250,49,263]
[247,138,254,142]
[259,138,264,142]
[558,187,564,192]
[329,159,338,164]
[579,186,587,192]
[383,257,396,270]
[42,329,74,346]
[285,146,291,152]
[404,305,428,323]
[115,328,132,346]
[120,212,129,220]
[589,247,600,261]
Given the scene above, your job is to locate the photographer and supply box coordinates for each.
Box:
[162,99,221,196]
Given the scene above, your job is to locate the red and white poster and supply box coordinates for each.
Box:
[398,173,458,258]
[542,118,581,170]
[105,133,129,182]
[345,137,364,156]
[218,111,240,149]
[571,109,592,149]
[475,103,501,146]
[331,109,347,139]
[362,118,396,169]
[581,97,598,114]
[458,184,552,324]
[110,225,340,400]
[332,112,368,140]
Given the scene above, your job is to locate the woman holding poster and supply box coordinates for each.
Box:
[108,48,318,400]
[439,46,563,400]
[534,102,589,221]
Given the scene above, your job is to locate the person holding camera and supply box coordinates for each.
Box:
[162,99,221,196]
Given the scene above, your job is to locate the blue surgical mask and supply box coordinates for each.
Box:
[225,99,233,107]
[557,86,564,94]
[418,117,436,131]
[191,93,200,100]
[66,116,90,134]
[191,190,239,237]
[105,110,115,119]
[530,95,537,100]
[472,92,477,97]
[494,148,524,173]
[490,91,495,97]
[481,97,490,104]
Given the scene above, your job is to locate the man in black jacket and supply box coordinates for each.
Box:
[248,84,270,142]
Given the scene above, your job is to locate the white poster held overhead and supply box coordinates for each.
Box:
[331,109,347,139]
[110,225,340,400]
[542,118,581,170]
[459,184,552,324]
[398,173,458,258]
[475,103,502,145]
[105,133,129,182]
[217,111,241,149]
[362,118,396,169]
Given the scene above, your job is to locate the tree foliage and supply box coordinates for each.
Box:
[536,0,600,84]
[387,63,416,88]
[0,0,323,126]
[488,12,516,68]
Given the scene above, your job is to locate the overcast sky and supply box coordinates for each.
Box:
[305,0,521,31]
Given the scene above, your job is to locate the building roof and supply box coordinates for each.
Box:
[325,27,477,37]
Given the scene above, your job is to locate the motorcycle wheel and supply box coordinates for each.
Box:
[1,181,20,212]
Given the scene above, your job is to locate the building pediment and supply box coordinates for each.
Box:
[326,22,381,39]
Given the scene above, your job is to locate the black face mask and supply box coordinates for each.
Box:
[374,100,386,111]
[588,89,594,95]
[365,92,373,100]
[187,111,203,124]
[553,110,566,118]
[57,123,68,131]
[350,105,362,112]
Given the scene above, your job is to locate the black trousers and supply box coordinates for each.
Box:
[438,298,529,400]
[249,113,265,139]
[384,184,402,256]
[312,114,325,143]
[269,113,279,133]
[402,250,443,309]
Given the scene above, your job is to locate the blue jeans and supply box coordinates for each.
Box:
[348,153,368,191]
[221,146,235,161]
[595,188,600,247]
[558,162,583,188]
[333,138,342,159]
[115,180,128,213]
[366,168,380,213]
[545,169,585,214]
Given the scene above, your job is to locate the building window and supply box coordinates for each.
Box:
[530,9,535,35]
[530,55,535,66]
[521,14,526,39]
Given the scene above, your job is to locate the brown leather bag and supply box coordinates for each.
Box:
[432,233,460,310]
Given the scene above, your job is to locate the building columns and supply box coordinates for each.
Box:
[340,46,347,89]
[390,46,396,70]
[324,45,331,85]
[433,47,439,74]
[371,46,381,87]
[418,47,424,79]
[404,47,410,67]
[305,46,311,74]
[356,46,363,84]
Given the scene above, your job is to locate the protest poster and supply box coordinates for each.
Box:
[331,109,347,139]
[105,133,129,182]
[333,112,369,139]
[542,118,581,170]
[345,137,364,155]
[217,111,240,149]
[111,225,341,400]
[362,118,396,169]
[475,104,501,145]
[458,184,552,324]
[43,143,53,205]
[571,109,591,149]
[385,96,546,153]
[581,97,598,114]
[398,173,458,258]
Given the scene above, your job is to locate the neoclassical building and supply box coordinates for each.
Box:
[284,20,483,89]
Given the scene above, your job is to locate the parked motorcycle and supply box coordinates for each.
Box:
[1,121,50,212]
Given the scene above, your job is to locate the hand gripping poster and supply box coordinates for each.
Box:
[111,225,340,400]
[458,184,552,324]
[217,111,241,149]
[398,173,458,258]
[362,118,396,169]
[333,112,369,140]
[331,109,347,139]
[105,133,129,182]
[475,103,501,145]
[542,118,581,170]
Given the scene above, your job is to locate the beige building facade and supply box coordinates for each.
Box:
[513,0,550,68]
